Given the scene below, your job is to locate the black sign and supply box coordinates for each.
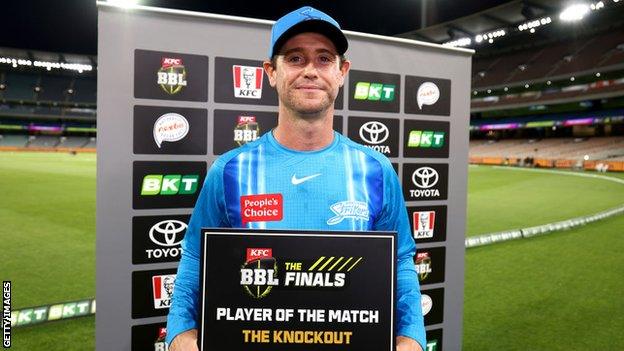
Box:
[391,163,398,175]
[134,49,208,102]
[407,205,447,243]
[333,115,343,134]
[403,120,450,158]
[132,161,206,209]
[402,163,448,201]
[415,247,445,285]
[348,70,400,113]
[213,110,278,155]
[404,76,451,116]
[132,215,191,264]
[131,322,168,351]
[132,268,177,319]
[133,106,207,155]
[214,57,278,105]
[426,328,443,351]
[199,229,396,351]
[348,116,399,157]
[420,288,444,326]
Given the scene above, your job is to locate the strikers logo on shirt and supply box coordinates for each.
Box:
[233,65,263,99]
[152,274,176,309]
[413,211,435,239]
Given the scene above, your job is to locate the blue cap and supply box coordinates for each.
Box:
[269,6,348,58]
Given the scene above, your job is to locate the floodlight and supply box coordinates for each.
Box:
[107,0,139,8]
[559,4,590,21]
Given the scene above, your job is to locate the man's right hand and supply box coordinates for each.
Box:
[169,329,198,351]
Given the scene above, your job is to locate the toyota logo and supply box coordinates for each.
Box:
[359,121,389,145]
[412,167,439,189]
[149,220,187,247]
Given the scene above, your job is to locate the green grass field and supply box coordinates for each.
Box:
[1,152,623,350]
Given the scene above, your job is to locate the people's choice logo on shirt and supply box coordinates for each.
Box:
[240,194,283,225]
[327,201,370,225]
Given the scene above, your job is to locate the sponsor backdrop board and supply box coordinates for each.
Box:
[97,3,472,351]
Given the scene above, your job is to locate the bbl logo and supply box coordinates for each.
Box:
[233,65,263,99]
[154,327,168,351]
[234,116,260,145]
[240,248,278,298]
[415,252,432,281]
[157,57,187,95]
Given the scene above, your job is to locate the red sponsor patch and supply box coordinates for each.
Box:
[246,248,273,263]
[240,193,283,225]
[416,252,430,261]
[161,57,183,68]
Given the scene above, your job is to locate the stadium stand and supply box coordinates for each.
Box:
[0,134,28,147]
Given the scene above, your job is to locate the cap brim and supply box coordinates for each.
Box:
[271,20,348,58]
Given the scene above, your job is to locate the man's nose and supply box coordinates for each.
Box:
[302,61,318,79]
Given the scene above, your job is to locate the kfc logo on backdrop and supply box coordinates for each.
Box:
[233,65,264,99]
[152,274,176,309]
[246,248,273,262]
[240,194,283,225]
[413,211,435,239]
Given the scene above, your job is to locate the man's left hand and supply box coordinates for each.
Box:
[396,336,423,351]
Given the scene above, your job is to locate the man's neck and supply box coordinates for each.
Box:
[272,107,335,151]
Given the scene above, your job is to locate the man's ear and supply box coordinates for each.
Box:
[338,59,351,87]
[263,60,276,88]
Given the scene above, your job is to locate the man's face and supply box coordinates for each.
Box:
[264,32,350,116]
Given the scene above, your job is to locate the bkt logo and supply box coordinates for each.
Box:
[147,220,186,259]
[354,82,395,101]
[407,130,445,148]
[234,116,260,145]
[359,121,389,145]
[141,175,199,195]
[157,57,187,95]
[152,274,176,309]
[233,65,263,99]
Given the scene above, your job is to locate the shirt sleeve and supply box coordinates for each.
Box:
[373,160,427,350]
[166,159,230,345]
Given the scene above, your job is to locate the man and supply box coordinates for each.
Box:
[167,6,426,351]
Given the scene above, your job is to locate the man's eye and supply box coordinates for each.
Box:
[288,56,303,63]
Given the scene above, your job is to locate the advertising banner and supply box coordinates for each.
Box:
[199,229,396,351]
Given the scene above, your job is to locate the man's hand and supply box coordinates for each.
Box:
[396,335,423,351]
[169,329,198,351]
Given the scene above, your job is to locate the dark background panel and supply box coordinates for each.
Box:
[132,214,191,264]
[214,57,278,105]
[407,205,447,243]
[421,287,444,326]
[403,120,450,158]
[132,161,207,209]
[415,246,446,285]
[348,70,400,113]
[131,322,168,351]
[426,328,444,351]
[402,163,449,201]
[404,76,451,116]
[347,116,400,157]
[133,106,207,155]
[132,268,177,319]
[213,109,278,155]
[134,49,208,102]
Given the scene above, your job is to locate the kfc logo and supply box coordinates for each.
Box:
[152,274,176,309]
[233,65,263,99]
[413,211,435,239]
